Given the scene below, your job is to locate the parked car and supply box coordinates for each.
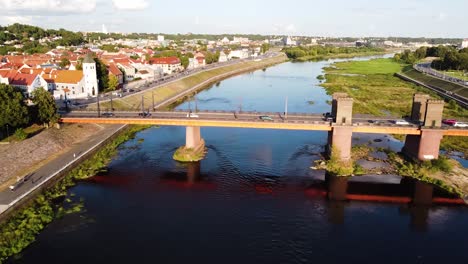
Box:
[394,120,410,125]
[102,112,114,117]
[454,122,468,128]
[442,119,457,126]
[187,113,199,118]
[259,115,274,121]
[138,111,151,117]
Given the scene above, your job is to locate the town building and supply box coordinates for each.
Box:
[149,57,181,74]
[462,39,468,49]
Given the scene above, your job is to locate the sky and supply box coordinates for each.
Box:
[0,0,467,38]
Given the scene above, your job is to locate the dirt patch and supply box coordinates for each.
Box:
[0,123,105,186]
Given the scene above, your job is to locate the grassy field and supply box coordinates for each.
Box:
[321,59,419,117]
[322,58,468,156]
[438,70,468,81]
[295,51,386,62]
[92,55,287,111]
[402,67,468,98]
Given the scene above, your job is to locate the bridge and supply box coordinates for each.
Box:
[60,92,468,204]
[61,92,468,163]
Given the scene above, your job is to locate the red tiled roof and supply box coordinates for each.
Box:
[108,63,122,76]
[8,72,38,86]
[149,56,180,65]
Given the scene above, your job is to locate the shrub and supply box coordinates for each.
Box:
[14,128,27,141]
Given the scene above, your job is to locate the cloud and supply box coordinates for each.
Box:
[112,0,149,10]
[0,15,33,25]
[0,0,96,13]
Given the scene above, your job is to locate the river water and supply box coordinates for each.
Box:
[12,56,468,263]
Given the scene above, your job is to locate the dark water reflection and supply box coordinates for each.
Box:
[12,56,468,263]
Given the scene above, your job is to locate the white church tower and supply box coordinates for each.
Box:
[82,53,99,98]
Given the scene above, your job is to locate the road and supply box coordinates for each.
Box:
[60,110,468,136]
[0,124,125,214]
[65,51,283,108]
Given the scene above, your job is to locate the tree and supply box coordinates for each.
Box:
[0,84,29,129]
[32,88,58,125]
[179,56,189,69]
[59,57,70,69]
[107,75,119,91]
[261,43,270,54]
[94,58,109,92]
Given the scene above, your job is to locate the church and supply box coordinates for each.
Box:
[45,53,99,100]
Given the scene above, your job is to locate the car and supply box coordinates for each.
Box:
[259,115,274,121]
[394,120,410,125]
[323,112,334,121]
[138,111,151,117]
[454,122,468,128]
[72,101,81,106]
[186,113,199,118]
[102,112,114,117]
[127,89,135,93]
[442,119,457,126]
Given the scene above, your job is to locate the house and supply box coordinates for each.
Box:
[462,39,468,49]
[149,57,181,74]
[108,63,124,87]
[0,70,47,97]
[218,51,228,62]
[228,49,249,60]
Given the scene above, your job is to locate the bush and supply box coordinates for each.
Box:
[14,128,27,141]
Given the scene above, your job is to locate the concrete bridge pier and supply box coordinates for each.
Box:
[173,126,206,162]
[404,98,445,161]
[186,126,203,149]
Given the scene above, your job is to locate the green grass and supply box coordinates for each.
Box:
[1,125,44,143]
[322,59,418,117]
[402,67,468,98]
[322,58,468,119]
[327,58,404,74]
[295,51,387,62]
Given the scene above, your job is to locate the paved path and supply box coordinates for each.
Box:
[0,124,126,214]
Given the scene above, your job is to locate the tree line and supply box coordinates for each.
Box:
[394,46,468,71]
[0,23,84,55]
[0,84,58,140]
[283,45,384,59]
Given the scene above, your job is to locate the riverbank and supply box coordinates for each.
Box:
[0,125,149,263]
[321,58,468,156]
[91,54,288,111]
[0,123,109,190]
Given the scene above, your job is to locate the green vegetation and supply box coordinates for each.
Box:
[322,58,468,118]
[0,84,29,130]
[0,125,149,263]
[321,58,417,116]
[394,46,468,71]
[13,128,27,141]
[324,147,355,176]
[402,66,468,99]
[440,136,468,158]
[0,23,84,55]
[173,145,206,162]
[387,152,462,196]
[32,88,59,126]
[107,75,119,92]
[283,45,385,61]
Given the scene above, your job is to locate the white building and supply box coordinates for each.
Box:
[462,39,468,49]
[218,52,228,62]
[158,35,165,42]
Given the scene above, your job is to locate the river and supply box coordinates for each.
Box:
[11,55,468,263]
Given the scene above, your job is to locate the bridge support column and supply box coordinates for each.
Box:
[328,126,353,161]
[403,129,444,161]
[173,126,206,162]
[186,126,202,149]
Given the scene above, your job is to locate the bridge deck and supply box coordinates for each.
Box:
[60,111,468,136]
